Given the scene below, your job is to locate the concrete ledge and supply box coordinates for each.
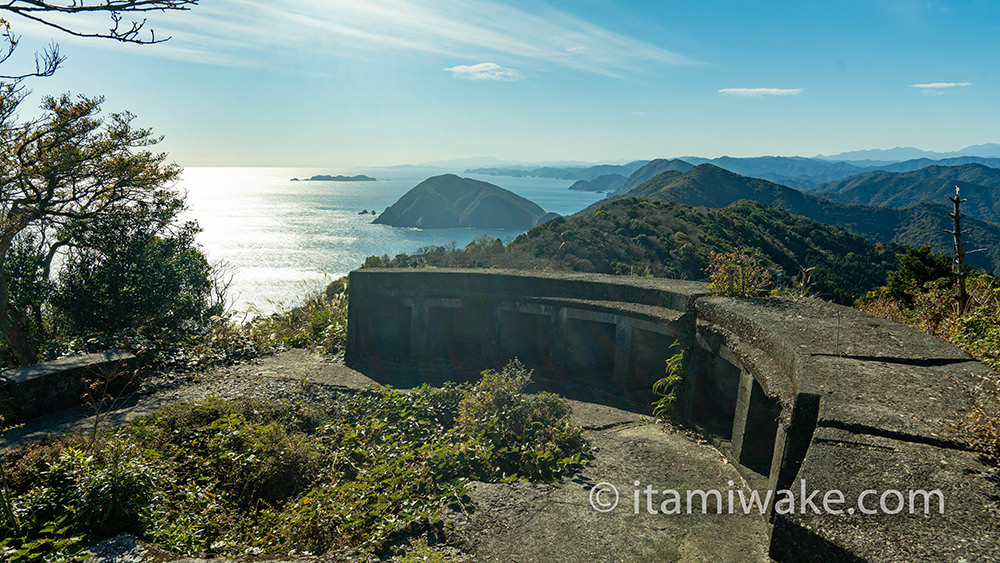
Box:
[1,351,136,425]
[346,269,999,562]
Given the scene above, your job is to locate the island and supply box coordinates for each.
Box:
[568,173,627,192]
[373,174,558,229]
[291,174,377,182]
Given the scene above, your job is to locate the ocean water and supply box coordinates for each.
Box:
[178,167,604,314]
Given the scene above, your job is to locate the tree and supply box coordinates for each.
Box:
[885,245,953,305]
[2,0,197,79]
[51,213,221,343]
[0,89,184,365]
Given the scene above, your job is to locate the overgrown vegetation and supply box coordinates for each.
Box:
[172,278,351,370]
[0,361,587,560]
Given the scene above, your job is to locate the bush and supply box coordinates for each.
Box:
[948,375,1000,464]
[705,248,773,298]
[454,360,586,481]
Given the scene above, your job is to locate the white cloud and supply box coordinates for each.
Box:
[13,0,698,75]
[910,82,971,89]
[718,88,803,97]
[444,62,521,81]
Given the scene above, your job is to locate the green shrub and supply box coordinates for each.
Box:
[11,441,172,541]
[454,360,586,481]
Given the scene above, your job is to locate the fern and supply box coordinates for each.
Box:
[652,347,686,421]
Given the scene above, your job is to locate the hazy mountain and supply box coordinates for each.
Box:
[867,156,1000,174]
[466,160,647,182]
[568,174,628,192]
[818,143,1000,161]
[373,174,555,229]
[684,156,868,190]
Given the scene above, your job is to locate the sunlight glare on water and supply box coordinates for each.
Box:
[178,167,604,314]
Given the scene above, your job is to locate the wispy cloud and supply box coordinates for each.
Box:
[910,82,971,89]
[444,62,521,81]
[11,0,696,76]
[719,88,803,97]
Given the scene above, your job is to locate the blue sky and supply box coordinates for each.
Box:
[7,0,999,167]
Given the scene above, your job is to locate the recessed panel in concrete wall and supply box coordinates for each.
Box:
[499,309,555,372]
[426,304,493,368]
[354,304,412,362]
[688,345,740,441]
[733,374,781,475]
[629,327,679,393]
[564,317,616,377]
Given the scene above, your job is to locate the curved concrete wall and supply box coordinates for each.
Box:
[346,268,998,562]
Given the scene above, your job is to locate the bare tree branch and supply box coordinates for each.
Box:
[1,0,197,44]
[0,0,196,78]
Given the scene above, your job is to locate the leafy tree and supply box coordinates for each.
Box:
[0,90,186,365]
[50,213,221,344]
[885,245,953,304]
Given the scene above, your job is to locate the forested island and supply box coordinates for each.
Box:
[373,174,557,229]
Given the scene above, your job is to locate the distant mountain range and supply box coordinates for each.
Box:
[467,150,1000,192]
[816,143,1000,162]
[597,164,1000,274]
[384,148,1000,283]
[466,161,648,182]
[366,152,1000,301]
[815,163,1000,223]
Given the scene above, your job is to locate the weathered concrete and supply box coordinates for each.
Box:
[0,351,136,425]
[346,268,1000,562]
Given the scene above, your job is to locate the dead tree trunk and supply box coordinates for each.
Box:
[947,186,970,314]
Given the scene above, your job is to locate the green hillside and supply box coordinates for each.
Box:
[601,164,1000,273]
[816,163,1000,222]
[365,198,902,304]
[612,159,694,194]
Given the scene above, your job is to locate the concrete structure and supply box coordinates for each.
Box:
[347,268,999,562]
[0,351,136,425]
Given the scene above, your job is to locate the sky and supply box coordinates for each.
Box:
[4,0,999,168]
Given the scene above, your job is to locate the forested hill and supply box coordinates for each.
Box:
[373,174,555,229]
[592,164,1000,273]
[815,163,1000,222]
[364,198,903,304]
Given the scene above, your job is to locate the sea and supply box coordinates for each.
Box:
[178,167,605,315]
